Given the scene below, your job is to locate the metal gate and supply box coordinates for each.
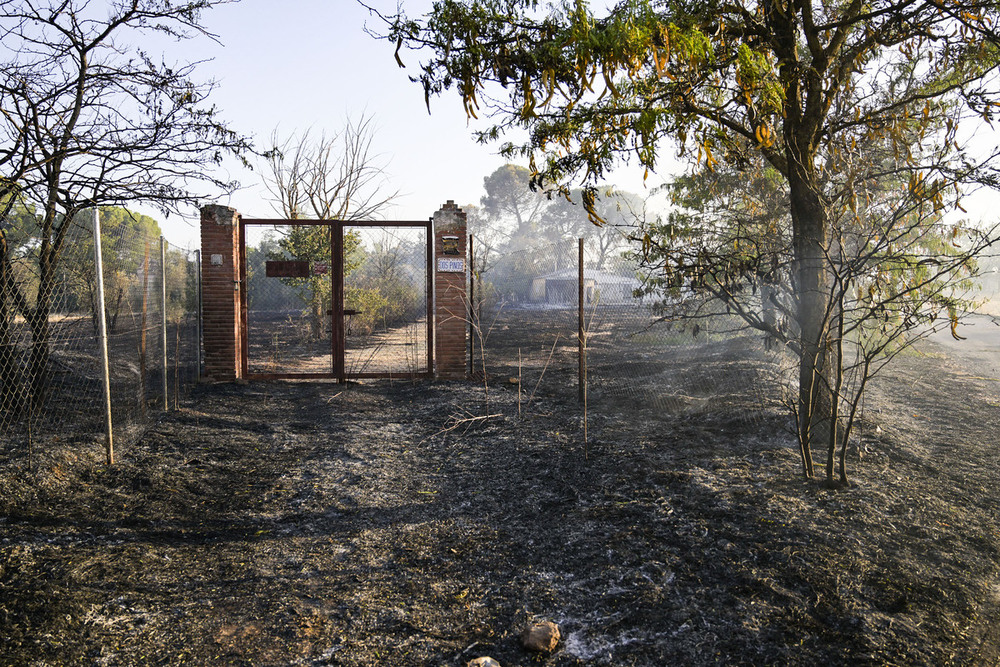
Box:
[239,219,433,380]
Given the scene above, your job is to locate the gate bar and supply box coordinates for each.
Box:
[427,220,435,377]
[239,218,249,379]
[332,223,345,382]
[242,219,431,227]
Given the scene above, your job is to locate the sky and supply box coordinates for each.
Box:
[150,0,999,250]
[152,0,652,249]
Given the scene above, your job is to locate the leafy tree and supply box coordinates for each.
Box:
[246,235,301,313]
[380,0,1000,480]
[59,207,162,336]
[638,147,995,485]
[0,0,252,416]
[471,164,636,301]
[348,231,425,334]
[471,164,555,300]
[637,156,793,350]
[543,187,637,270]
[481,163,549,239]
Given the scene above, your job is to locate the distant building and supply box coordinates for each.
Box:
[528,268,641,306]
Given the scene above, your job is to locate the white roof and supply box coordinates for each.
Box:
[535,268,638,284]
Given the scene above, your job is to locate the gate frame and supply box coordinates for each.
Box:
[238,218,434,382]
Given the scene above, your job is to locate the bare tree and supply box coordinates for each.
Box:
[263,114,397,221]
[0,0,253,416]
[260,114,398,339]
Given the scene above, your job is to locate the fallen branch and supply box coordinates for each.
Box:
[420,406,505,443]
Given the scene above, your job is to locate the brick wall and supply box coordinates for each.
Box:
[433,202,468,380]
[200,205,242,381]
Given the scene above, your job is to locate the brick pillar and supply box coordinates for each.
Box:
[433,201,468,379]
[200,205,242,381]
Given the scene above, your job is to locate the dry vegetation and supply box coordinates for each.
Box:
[2,319,1000,666]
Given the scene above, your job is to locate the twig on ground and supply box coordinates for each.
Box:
[420,407,504,443]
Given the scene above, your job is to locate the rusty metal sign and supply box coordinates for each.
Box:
[265,260,309,278]
[442,235,460,255]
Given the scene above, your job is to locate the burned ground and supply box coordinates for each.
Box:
[2,319,1000,665]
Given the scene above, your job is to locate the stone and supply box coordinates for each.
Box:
[467,658,501,667]
[521,620,560,653]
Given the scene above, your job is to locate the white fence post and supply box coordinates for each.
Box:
[93,208,114,465]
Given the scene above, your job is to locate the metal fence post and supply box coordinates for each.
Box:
[578,238,586,404]
[93,208,114,465]
[160,236,168,411]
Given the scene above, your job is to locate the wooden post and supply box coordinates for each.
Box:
[93,208,114,465]
[332,223,345,382]
[578,238,586,403]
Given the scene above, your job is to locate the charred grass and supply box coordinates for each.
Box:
[2,335,1000,665]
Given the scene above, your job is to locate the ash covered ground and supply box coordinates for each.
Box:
[2,327,1000,666]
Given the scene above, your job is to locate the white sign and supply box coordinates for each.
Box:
[437,258,465,273]
[210,254,223,266]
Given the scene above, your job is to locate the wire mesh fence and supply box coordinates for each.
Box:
[582,249,789,422]
[470,235,792,423]
[0,207,201,461]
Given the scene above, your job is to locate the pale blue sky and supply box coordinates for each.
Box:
[154,0,658,248]
[154,0,543,246]
[154,0,997,249]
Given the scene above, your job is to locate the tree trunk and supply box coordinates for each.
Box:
[760,282,778,350]
[27,306,50,415]
[0,238,24,415]
[827,299,846,487]
[28,240,58,416]
[788,166,832,480]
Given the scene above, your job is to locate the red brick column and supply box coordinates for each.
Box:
[433,202,468,379]
[200,205,242,381]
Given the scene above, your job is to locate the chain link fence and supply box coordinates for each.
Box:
[0,208,201,462]
[470,235,791,423]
